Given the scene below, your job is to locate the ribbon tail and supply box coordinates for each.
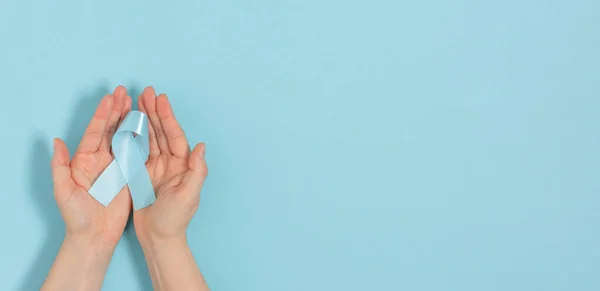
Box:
[88,160,127,206]
[128,166,156,210]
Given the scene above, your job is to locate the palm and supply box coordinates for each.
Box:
[147,153,188,195]
[133,87,207,240]
[51,87,132,246]
[68,151,130,243]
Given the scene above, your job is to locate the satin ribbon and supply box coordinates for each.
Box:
[88,110,156,210]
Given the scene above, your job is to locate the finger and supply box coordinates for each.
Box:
[51,138,76,197]
[100,86,125,152]
[143,86,171,155]
[76,95,114,153]
[121,93,132,122]
[157,94,190,158]
[138,92,161,158]
[181,142,207,199]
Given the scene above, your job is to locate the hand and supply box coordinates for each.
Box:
[43,86,134,291]
[51,86,133,247]
[133,86,208,245]
[125,86,210,291]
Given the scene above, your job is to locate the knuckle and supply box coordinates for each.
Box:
[167,131,184,140]
[198,162,208,177]
[85,130,103,139]
[106,125,117,135]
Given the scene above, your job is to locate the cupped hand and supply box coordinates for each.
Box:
[133,87,208,244]
[51,86,133,247]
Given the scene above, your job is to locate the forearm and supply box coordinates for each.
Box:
[41,234,114,291]
[140,235,209,291]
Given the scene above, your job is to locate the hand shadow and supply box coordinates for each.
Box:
[19,84,152,290]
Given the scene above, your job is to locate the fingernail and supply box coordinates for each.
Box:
[199,143,206,160]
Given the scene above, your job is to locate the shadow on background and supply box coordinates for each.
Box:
[20,84,152,290]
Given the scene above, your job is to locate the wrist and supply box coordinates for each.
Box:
[41,234,115,291]
[139,233,188,256]
[137,234,207,290]
[64,232,117,254]
[61,233,116,273]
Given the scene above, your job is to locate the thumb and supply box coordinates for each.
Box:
[181,142,208,197]
[51,138,75,193]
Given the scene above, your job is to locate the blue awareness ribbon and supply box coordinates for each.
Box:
[88,110,156,210]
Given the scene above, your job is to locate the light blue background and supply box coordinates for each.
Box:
[1,0,599,290]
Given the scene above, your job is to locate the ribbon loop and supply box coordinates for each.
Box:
[88,110,156,210]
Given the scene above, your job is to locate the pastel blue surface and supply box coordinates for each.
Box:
[0,0,599,290]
